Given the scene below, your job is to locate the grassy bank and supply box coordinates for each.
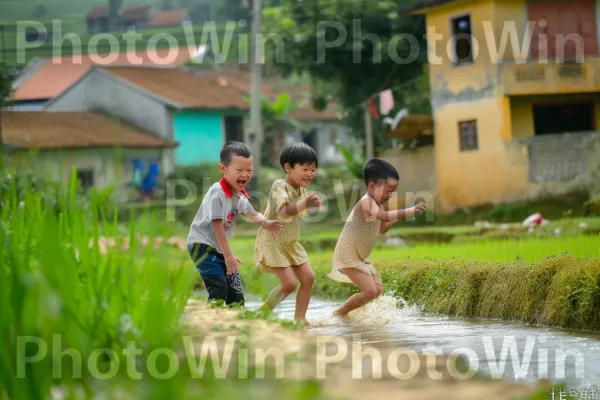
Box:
[233,233,600,332]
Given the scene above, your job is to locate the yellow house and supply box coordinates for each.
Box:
[400,0,600,211]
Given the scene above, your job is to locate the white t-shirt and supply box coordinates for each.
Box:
[186,179,254,253]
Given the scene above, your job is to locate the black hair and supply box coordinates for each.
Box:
[363,158,399,186]
[279,142,319,171]
[220,141,252,165]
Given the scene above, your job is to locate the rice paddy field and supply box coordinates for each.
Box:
[2,165,599,399]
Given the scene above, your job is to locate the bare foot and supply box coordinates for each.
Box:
[333,309,352,321]
[295,318,311,327]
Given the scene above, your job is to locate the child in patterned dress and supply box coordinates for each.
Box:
[328,158,426,318]
[254,142,324,324]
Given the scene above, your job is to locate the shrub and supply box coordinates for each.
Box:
[584,196,600,216]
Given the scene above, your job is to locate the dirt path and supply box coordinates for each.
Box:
[183,300,549,400]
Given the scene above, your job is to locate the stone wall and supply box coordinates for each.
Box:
[515,132,600,199]
[381,145,438,209]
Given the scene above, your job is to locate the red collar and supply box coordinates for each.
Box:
[219,177,251,200]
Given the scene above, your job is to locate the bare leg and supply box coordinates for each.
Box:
[291,263,315,322]
[333,268,382,317]
[261,267,297,311]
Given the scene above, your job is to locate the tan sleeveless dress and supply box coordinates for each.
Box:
[328,198,383,286]
[254,179,309,273]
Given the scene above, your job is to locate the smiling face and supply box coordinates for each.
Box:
[284,162,317,188]
[219,155,254,193]
[368,178,399,205]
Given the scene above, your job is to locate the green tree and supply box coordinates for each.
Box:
[262,0,430,152]
[257,92,304,166]
[162,0,176,10]
[217,0,251,25]
[0,63,12,159]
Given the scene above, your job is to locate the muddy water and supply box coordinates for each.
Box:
[245,294,600,390]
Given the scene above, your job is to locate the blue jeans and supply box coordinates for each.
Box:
[188,243,244,306]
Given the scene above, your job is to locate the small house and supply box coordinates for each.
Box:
[45,65,250,171]
[2,111,177,190]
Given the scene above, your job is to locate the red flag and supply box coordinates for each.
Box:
[367,98,379,119]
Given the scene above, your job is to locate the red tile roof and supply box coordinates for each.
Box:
[2,111,177,150]
[120,5,152,21]
[101,66,250,109]
[12,48,198,101]
[87,4,152,20]
[88,6,108,19]
[146,9,188,27]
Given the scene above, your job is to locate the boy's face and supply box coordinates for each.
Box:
[285,162,317,188]
[220,155,254,192]
[369,178,398,205]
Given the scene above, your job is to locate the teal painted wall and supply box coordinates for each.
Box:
[174,110,223,165]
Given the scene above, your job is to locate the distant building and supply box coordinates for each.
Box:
[398,0,600,211]
[146,9,191,28]
[45,66,250,171]
[2,111,177,190]
[86,4,162,33]
[11,48,198,110]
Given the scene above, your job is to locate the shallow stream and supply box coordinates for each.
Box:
[245,294,600,390]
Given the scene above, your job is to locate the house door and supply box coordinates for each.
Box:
[224,116,244,142]
[533,102,595,135]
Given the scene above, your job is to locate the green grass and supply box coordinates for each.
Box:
[0,165,328,399]
[374,235,600,263]
[226,225,600,331]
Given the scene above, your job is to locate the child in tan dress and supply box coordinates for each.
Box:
[255,143,323,323]
[329,158,426,318]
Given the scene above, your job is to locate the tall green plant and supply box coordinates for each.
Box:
[0,166,196,399]
[335,143,364,180]
[245,92,306,166]
[0,62,12,160]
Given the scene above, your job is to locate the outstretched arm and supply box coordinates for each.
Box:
[358,197,426,233]
[245,209,283,235]
[280,192,323,218]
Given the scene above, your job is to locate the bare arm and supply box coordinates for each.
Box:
[245,209,267,224]
[380,220,398,235]
[245,209,284,235]
[280,192,322,218]
[358,197,426,227]
[211,219,238,275]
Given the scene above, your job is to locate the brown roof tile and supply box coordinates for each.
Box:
[102,66,250,109]
[146,9,188,27]
[2,111,177,150]
[88,6,108,19]
[120,5,152,21]
[13,48,198,101]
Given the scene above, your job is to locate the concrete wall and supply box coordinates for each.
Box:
[47,70,172,139]
[46,69,175,175]
[510,133,600,200]
[433,96,527,209]
[314,121,354,165]
[9,147,163,189]
[381,145,438,209]
[285,121,354,165]
[426,0,500,110]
